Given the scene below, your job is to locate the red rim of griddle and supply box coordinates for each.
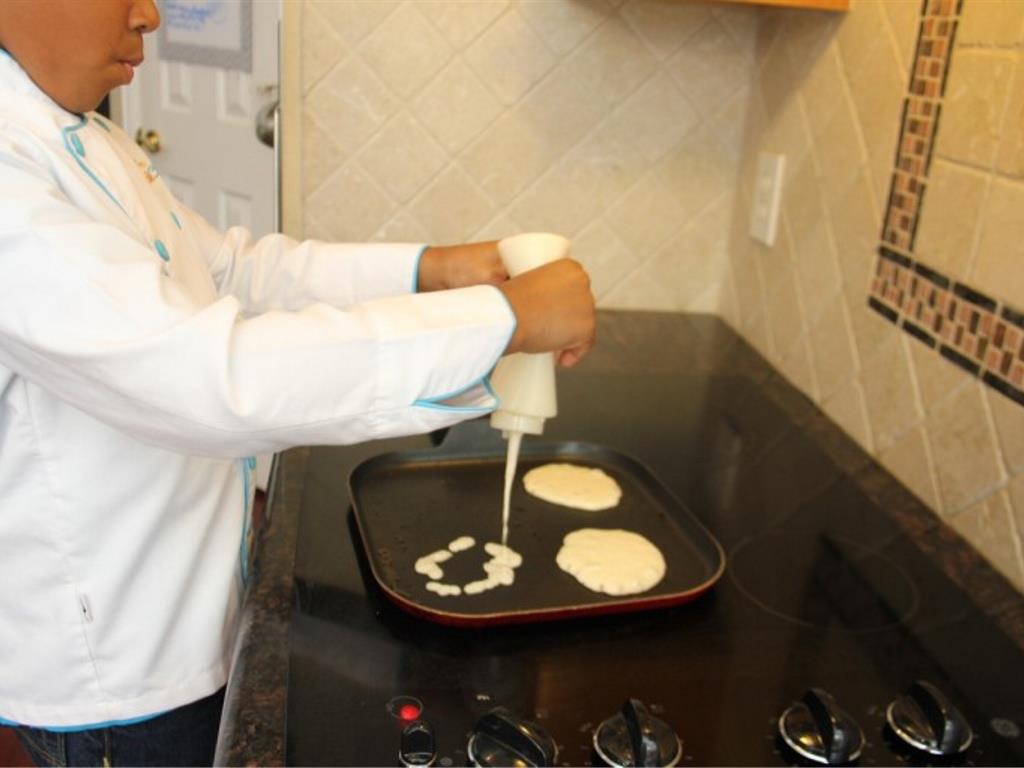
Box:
[349,443,727,628]
[362,545,723,627]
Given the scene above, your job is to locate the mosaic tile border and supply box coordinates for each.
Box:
[870,248,1024,407]
[869,0,1024,408]
[880,0,961,253]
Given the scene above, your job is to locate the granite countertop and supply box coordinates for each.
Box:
[213,310,1024,767]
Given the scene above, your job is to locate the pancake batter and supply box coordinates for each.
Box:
[412,539,523,597]
[556,528,665,596]
[523,463,622,511]
[500,431,523,545]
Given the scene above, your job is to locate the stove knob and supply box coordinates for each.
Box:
[886,680,973,757]
[593,699,682,767]
[400,720,436,767]
[778,688,865,765]
[467,707,557,767]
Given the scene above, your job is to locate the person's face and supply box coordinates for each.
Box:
[0,0,160,114]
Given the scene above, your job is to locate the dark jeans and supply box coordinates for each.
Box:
[14,687,224,767]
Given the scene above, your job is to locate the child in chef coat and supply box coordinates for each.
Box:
[0,1,595,765]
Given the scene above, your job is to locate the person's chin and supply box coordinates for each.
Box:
[71,86,114,115]
[117,60,137,85]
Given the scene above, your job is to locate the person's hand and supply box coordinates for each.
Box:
[417,241,507,291]
[498,259,596,368]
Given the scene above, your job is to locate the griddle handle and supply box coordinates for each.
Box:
[427,427,449,447]
[623,699,661,767]
[433,417,506,454]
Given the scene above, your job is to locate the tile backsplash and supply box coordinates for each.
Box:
[722,0,1024,590]
[293,0,1024,592]
[297,0,758,311]
[867,0,1024,410]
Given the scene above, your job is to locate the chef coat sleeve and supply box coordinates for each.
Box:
[0,141,516,458]
[181,205,425,312]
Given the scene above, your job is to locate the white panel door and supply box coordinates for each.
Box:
[115,0,281,486]
[118,0,279,238]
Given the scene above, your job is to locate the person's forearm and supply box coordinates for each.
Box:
[417,241,505,292]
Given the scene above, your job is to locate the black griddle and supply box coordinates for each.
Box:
[349,433,725,626]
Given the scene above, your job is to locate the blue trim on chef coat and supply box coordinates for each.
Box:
[61,116,127,215]
[0,711,163,732]
[412,244,428,293]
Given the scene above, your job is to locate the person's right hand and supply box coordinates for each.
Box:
[497,259,596,368]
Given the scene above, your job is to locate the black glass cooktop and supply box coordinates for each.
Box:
[287,370,1024,766]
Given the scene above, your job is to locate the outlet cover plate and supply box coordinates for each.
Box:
[750,152,785,247]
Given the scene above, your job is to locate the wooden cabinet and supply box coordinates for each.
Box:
[713,0,848,11]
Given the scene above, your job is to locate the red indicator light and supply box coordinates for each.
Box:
[399,703,421,721]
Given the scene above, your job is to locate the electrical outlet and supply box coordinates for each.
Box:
[749,152,785,247]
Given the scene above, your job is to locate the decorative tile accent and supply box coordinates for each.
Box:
[870,248,1024,407]
[880,0,962,254]
[870,0,1024,409]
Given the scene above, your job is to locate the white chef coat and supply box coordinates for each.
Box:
[0,50,515,728]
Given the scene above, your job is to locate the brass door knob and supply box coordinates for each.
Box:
[134,127,162,153]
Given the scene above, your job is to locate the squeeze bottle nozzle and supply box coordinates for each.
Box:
[489,233,570,436]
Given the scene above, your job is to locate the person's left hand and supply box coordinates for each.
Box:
[417,241,508,291]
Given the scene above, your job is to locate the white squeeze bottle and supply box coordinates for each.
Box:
[489,232,571,544]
